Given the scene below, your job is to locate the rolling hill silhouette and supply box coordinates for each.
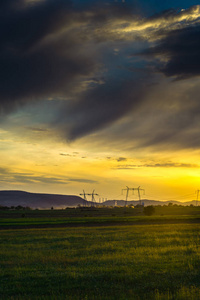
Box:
[0,190,86,209]
[0,190,196,209]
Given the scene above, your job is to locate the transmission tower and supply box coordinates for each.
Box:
[122,186,145,206]
[196,190,200,206]
[80,190,99,207]
[79,190,87,206]
[80,190,87,200]
[137,186,145,205]
[91,190,99,207]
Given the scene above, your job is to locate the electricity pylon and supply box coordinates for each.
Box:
[195,190,200,206]
[80,190,87,200]
[122,186,145,206]
[137,186,145,205]
[79,190,87,206]
[91,190,99,207]
[80,190,99,207]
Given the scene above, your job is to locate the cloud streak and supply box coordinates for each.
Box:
[0,167,98,185]
[116,162,199,169]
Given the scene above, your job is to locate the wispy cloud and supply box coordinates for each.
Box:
[119,5,200,41]
[115,162,199,169]
[0,167,98,185]
[25,127,48,132]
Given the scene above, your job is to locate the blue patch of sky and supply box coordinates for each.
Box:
[132,0,200,16]
[3,99,65,130]
[73,0,200,15]
[98,40,151,84]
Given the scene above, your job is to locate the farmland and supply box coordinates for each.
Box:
[1,207,200,299]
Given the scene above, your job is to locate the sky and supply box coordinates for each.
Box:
[1,0,200,203]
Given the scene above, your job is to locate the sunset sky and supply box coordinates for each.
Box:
[1,0,200,202]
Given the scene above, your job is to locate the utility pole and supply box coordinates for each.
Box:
[196,190,200,206]
[122,186,145,206]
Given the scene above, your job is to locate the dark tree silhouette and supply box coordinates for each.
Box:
[144,206,155,216]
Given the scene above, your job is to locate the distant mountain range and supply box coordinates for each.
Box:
[0,190,197,209]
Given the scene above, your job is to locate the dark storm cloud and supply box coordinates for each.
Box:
[0,0,96,113]
[2,0,200,148]
[55,78,146,140]
[0,0,138,109]
[0,0,145,140]
[51,4,200,141]
[141,24,200,79]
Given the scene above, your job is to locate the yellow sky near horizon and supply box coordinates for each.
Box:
[1,125,200,202]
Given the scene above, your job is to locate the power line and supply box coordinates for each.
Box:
[144,192,195,202]
[80,190,87,200]
[195,190,200,206]
[80,188,199,207]
[122,186,145,206]
[80,190,99,207]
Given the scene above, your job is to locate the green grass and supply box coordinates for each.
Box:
[1,214,200,229]
[1,205,200,218]
[1,206,200,229]
[1,224,200,299]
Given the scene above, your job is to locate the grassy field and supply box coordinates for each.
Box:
[1,215,200,230]
[1,205,200,219]
[1,206,200,229]
[1,222,200,299]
